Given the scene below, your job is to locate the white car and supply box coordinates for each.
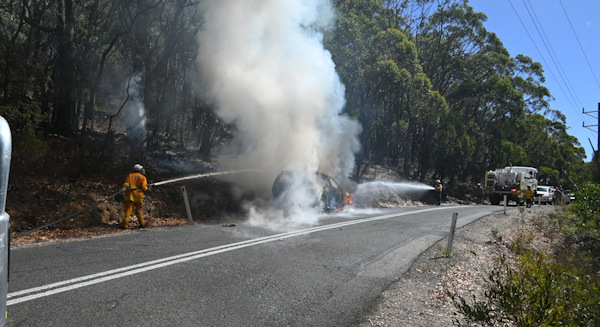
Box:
[561,190,575,204]
[534,186,554,204]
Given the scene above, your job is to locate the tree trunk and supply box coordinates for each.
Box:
[53,0,77,136]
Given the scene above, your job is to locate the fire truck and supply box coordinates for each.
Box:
[484,166,538,205]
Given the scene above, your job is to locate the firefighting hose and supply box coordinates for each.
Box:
[10,169,260,239]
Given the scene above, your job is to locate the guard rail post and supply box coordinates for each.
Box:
[446,212,458,255]
[0,116,11,326]
[181,186,193,223]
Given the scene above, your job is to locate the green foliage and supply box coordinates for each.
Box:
[490,227,499,239]
[500,140,526,166]
[451,253,600,326]
[569,183,600,236]
[452,191,600,326]
[16,123,44,154]
[0,102,47,158]
[538,166,560,185]
[435,243,455,258]
[509,231,535,256]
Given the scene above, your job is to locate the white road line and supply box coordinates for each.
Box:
[8,206,458,305]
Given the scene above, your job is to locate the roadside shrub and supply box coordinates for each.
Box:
[541,208,600,274]
[17,123,44,154]
[451,186,600,326]
[569,183,600,236]
[451,253,600,326]
[508,231,534,255]
[532,209,564,243]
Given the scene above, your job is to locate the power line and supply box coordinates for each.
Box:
[559,0,600,91]
[506,0,583,121]
[523,0,583,111]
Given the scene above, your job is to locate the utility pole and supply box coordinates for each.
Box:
[583,103,600,182]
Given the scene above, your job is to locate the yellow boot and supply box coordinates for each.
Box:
[120,218,130,229]
[139,216,146,228]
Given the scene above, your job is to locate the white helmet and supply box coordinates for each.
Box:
[133,164,143,171]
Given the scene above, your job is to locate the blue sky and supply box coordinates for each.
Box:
[469,0,600,162]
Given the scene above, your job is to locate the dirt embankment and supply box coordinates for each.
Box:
[6,134,254,244]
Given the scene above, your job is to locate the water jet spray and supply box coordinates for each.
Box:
[149,169,261,187]
[353,180,435,208]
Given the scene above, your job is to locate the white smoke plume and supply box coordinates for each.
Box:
[196,0,361,219]
[123,72,147,147]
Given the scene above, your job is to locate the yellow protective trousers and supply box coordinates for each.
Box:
[122,200,145,227]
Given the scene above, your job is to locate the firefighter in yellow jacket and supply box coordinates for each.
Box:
[524,185,535,208]
[434,180,443,205]
[121,164,148,228]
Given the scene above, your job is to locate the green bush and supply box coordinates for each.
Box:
[451,253,600,326]
[451,185,600,325]
[17,123,44,154]
[570,183,600,236]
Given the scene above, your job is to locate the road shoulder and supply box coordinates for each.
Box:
[355,205,556,326]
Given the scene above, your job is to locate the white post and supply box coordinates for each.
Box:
[446,212,458,255]
[181,186,193,223]
[503,195,507,214]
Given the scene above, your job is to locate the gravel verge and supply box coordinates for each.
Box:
[355,204,557,326]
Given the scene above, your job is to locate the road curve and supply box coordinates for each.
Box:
[7,205,504,326]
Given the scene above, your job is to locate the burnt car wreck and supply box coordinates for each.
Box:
[272,170,345,213]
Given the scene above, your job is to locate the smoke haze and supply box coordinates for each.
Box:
[196,0,361,220]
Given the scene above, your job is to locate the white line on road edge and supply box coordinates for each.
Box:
[8,206,461,306]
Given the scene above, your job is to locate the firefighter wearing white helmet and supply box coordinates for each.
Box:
[121,164,148,228]
[133,163,144,175]
[434,179,443,205]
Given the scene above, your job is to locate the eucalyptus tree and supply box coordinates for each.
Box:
[364,28,445,177]
[520,113,586,187]
[0,0,57,136]
[52,0,77,136]
[118,0,202,149]
[405,0,570,185]
[325,0,388,179]
[79,0,143,136]
[409,0,511,183]
[326,0,587,186]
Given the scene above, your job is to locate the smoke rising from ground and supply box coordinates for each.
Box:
[123,72,147,147]
[196,0,361,221]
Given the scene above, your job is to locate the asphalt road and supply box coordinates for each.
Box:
[7,205,504,326]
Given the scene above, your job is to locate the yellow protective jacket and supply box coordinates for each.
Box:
[524,188,534,199]
[123,172,148,203]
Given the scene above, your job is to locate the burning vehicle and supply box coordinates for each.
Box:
[272,170,346,213]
